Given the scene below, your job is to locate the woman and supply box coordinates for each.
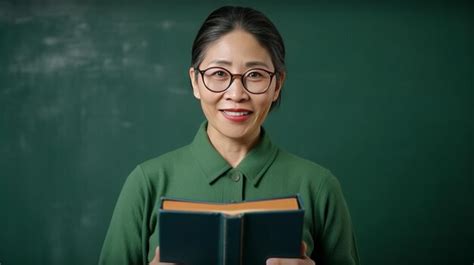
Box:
[100,6,359,265]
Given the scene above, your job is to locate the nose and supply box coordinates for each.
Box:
[224,77,250,102]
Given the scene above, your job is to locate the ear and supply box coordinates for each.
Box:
[272,72,286,102]
[189,67,201,99]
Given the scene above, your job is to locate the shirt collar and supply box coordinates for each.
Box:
[190,121,279,187]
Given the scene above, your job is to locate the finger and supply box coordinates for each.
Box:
[300,243,316,265]
[266,258,282,265]
[266,257,314,265]
[149,247,160,265]
[151,247,177,265]
[155,246,160,259]
[301,241,308,256]
[266,242,312,265]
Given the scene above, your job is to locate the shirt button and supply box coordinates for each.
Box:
[231,172,241,182]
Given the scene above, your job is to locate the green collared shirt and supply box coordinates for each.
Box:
[99,122,360,265]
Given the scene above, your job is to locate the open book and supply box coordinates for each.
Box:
[159,195,304,265]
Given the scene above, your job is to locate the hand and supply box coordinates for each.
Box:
[266,242,316,265]
[149,247,177,265]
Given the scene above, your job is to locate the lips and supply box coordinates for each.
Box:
[222,110,251,116]
[220,108,253,122]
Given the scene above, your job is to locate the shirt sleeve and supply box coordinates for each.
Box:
[312,173,360,265]
[99,165,151,265]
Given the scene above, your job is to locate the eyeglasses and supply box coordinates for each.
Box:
[196,67,276,94]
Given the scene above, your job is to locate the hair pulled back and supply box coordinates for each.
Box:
[191,6,286,109]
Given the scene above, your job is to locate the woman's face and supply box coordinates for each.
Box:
[189,29,283,144]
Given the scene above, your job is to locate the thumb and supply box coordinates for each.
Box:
[301,241,308,256]
[149,247,160,265]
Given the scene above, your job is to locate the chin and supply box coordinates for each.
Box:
[224,123,262,141]
[208,121,251,140]
[220,125,250,139]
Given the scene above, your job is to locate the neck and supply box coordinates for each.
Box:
[207,127,261,168]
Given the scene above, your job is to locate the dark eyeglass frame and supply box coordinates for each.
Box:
[196,66,276,94]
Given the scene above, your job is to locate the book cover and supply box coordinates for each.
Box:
[158,195,305,265]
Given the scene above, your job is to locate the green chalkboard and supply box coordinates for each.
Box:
[0,1,472,265]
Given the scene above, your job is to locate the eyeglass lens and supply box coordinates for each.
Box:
[202,67,272,94]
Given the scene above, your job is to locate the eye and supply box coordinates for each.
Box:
[205,68,230,79]
[245,70,267,81]
[248,71,263,78]
[214,70,227,77]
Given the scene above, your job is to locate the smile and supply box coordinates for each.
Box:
[222,111,251,116]
[220,109,253,122]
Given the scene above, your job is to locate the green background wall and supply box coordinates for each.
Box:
[0,1,472,264]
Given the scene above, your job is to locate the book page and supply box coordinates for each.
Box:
[162,197,299,215]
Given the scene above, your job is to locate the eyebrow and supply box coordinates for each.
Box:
[208,59,271,69]
[246,61,270,68]
[208,59,232,66]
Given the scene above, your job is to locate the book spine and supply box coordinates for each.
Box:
[220,215,243,265]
